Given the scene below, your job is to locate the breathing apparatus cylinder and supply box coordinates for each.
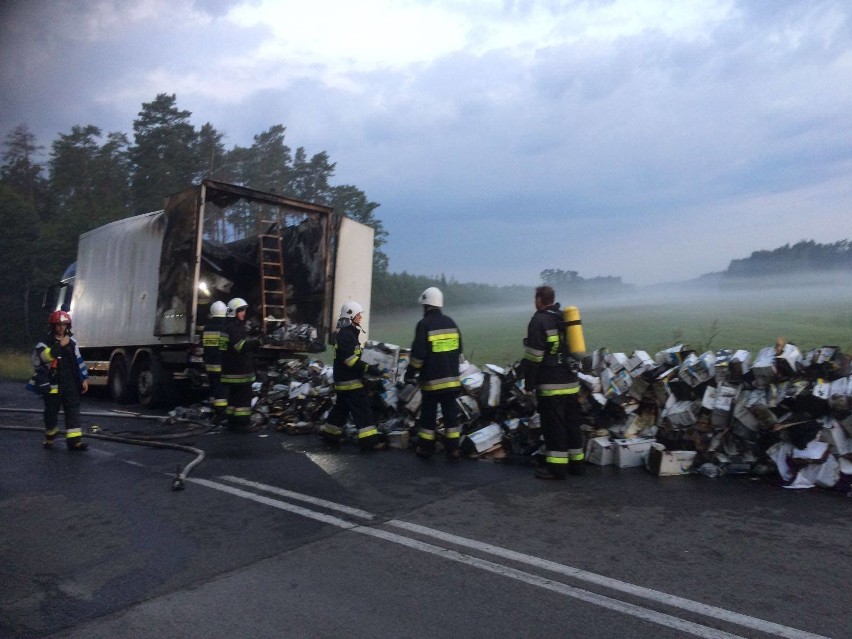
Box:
[563,305,586,358]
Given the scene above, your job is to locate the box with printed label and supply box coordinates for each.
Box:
[645,443,697,476]
[612,437,656,468]
[586,436,613,466]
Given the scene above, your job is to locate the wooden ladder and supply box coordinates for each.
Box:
[258,220,287,334]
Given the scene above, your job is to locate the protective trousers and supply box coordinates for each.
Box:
[43,384,84,447]
[225,381,254,432]
[417,389,461,455]
[537,393,583,477]
[322,388,380,449]
[208,372,228,420]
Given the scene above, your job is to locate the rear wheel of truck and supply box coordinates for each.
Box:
[108,353,134,404]
[133,352,174,408]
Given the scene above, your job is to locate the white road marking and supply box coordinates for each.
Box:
[218,474,375,520]
[190,476,834,639]
[387,520,831,639]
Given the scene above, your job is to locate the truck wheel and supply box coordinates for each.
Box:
[108,354,134,403]
[134,353,174,408]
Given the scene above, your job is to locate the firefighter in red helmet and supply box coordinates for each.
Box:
[27,310,90,450]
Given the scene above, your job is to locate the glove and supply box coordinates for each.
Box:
[366,364,382,377]
[404,367,417,384]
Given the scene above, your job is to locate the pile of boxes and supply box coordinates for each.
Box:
[241,339,852,493]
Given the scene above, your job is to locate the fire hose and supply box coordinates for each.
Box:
[0,407,210,491]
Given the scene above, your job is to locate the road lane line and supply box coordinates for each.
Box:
[190,478,360,529]
[359,526,749,639]
[188,477,811,639]
[387,520,831,639]
[218,475,375,520]
[200,476,833,639]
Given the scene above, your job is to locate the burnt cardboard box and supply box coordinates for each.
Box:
[728,350,751,383]
[361,340,402,383]
[751,347,777,387]
[646,443,697,476]
[662,400,699,427]
[678,351,716,388]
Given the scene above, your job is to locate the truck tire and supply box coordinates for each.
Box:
[108,353,135,404]
[133,352,174,408]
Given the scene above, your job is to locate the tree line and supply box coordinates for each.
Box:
[0,93,536,349]
[0,93,390,347]
[724,240,852,278]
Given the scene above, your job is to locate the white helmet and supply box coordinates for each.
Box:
[419,287,443,308]
[210,301,227,318]
[227,297,248,317]
[340,300,364,319]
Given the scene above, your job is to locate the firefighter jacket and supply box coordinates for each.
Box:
[523,304,579,396]
[28,333,89,394]
[221,318,260,384]
[408,308,462,392]
[332,322,371,392]
[202,316,226,374]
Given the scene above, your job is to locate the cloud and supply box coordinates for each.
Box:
[1,0,850,287]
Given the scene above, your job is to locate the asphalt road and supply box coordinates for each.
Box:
[0,381,849,639]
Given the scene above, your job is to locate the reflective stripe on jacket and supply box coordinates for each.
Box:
[409,308,462,392]
[333,323,368,392]
[523,305,579,395]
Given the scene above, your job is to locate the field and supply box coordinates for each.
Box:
[369,285,852,367]
[4,284,849,380]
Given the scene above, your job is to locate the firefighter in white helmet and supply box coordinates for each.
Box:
[221,297,263,432]
[320,300,386,450]
[203,300,229,424]
[404,287,464,459]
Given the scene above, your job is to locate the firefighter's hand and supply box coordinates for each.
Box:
[404,367,417,384]
[366,364,382,377]
[81,380,89,394]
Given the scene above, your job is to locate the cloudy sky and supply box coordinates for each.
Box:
[1,0,850,287]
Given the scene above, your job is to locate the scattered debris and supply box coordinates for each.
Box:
[176,339,852,495]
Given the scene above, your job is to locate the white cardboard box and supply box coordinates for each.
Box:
[466,423,502,453]
[612,437,656,468]
[646,443,697,476]
[586,436,613,466]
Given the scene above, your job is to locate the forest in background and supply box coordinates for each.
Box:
[1,94,849,348]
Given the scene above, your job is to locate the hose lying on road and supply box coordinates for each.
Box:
[0,407,209,491]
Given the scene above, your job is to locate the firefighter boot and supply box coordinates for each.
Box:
[43,436,56,450]
[67,438,89,451]
[320,423,343,449]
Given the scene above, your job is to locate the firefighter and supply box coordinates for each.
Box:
[28,310,90,450]
[321,301,386,451]
[203,300,228,424]
[523,285,584,479]
[404,287,463,460]
[221,297,263,433]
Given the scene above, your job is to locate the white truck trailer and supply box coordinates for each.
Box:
[44,180,374,406]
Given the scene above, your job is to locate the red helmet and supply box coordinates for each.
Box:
[49,310,72,326]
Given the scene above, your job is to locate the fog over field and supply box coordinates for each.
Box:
[370,273,852,364]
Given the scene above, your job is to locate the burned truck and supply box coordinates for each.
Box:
[44,180,374,406]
